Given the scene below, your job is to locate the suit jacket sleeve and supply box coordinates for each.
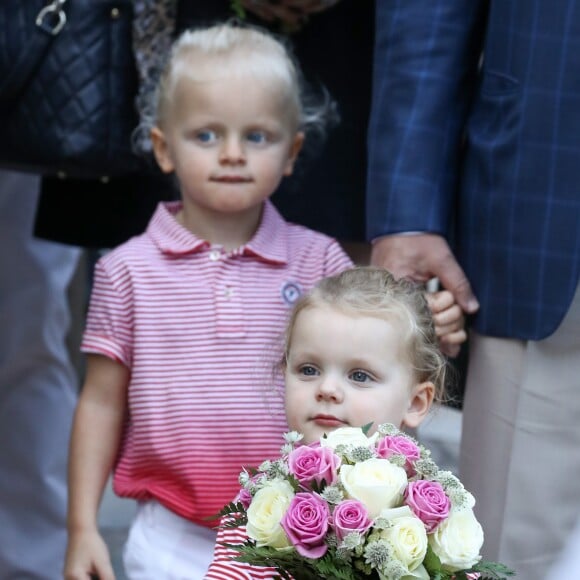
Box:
[366,0,488,240]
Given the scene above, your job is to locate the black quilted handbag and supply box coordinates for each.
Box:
[0,0,142,179]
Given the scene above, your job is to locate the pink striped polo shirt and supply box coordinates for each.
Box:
[82,200,353,526]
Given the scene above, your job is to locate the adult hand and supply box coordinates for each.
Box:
[240,0,339,27]
[370,233,480,315]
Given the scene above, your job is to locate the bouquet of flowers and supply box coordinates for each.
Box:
[217,424,514,580]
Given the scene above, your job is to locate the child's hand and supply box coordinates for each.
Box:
[64,528,115,580]
[427,290,467,358]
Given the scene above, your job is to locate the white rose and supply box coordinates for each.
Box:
[340,458,407,518]
[320,426,378,450]
[401,564,430,579]
[246,479,294,549]
[428,508,484,572]
[379,506,428,572]
[379,564,429,580]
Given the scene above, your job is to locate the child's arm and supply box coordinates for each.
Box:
[427,290,467,358]
[64,354,129,580]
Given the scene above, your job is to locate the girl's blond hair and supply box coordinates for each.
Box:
[283,267,449,403]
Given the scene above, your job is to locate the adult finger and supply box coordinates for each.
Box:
[370,235,436,282]
[436,251,479,314]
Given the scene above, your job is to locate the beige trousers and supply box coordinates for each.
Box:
[460,284,580,580]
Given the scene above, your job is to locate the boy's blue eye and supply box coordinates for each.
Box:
[350,370,371,383]
[196,130,217,143]
[246,131,267,144]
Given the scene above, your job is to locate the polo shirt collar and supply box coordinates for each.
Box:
[244,201,288,264]
[148,202,208,255]
[147,201,289,264]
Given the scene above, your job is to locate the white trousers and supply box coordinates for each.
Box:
[123,501,217,579]
[546,515,580,579]
[0,171,81,578]
[460,284,580,580]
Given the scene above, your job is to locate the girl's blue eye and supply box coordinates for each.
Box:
[300,365,318,376]
[246,131,267,144]
[350,370,371,383]
[196,130,216,143]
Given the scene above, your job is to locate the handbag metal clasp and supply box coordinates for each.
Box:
[36,0,67,36]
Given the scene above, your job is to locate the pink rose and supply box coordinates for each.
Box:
[288,445,341,488]
[404,480,451,532]
[376,435,421,475]
[236,487,252,510]
[235,473,263,509]
[332,499,373,542]
[281,492,330,558]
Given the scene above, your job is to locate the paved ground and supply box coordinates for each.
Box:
[100,404,462,579]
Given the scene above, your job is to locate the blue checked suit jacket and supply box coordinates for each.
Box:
[367,0,580,340]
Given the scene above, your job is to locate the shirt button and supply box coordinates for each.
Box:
[209,250,220,261]
[224,287,233,299]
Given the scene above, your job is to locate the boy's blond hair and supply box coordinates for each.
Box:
[153,23,332,136]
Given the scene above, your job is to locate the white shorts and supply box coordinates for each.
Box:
[123,500,217,579]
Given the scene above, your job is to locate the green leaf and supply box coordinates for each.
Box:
[229,0,246,19]
[310,550,360,580]
[309,478,328,494]
[423,544,443,574]
[206,501,246,522]
[287,474,301,492]
[470,559,516,579]
[231,543,380,579]
[361,422,374,435]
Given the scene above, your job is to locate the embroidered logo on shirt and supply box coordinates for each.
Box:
[281,281,303,305]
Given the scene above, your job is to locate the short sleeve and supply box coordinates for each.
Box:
[323,239,354,277]
[81,257,134,367]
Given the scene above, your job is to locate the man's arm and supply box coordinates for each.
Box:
[367,0,487,312]
[371,234,479,314]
